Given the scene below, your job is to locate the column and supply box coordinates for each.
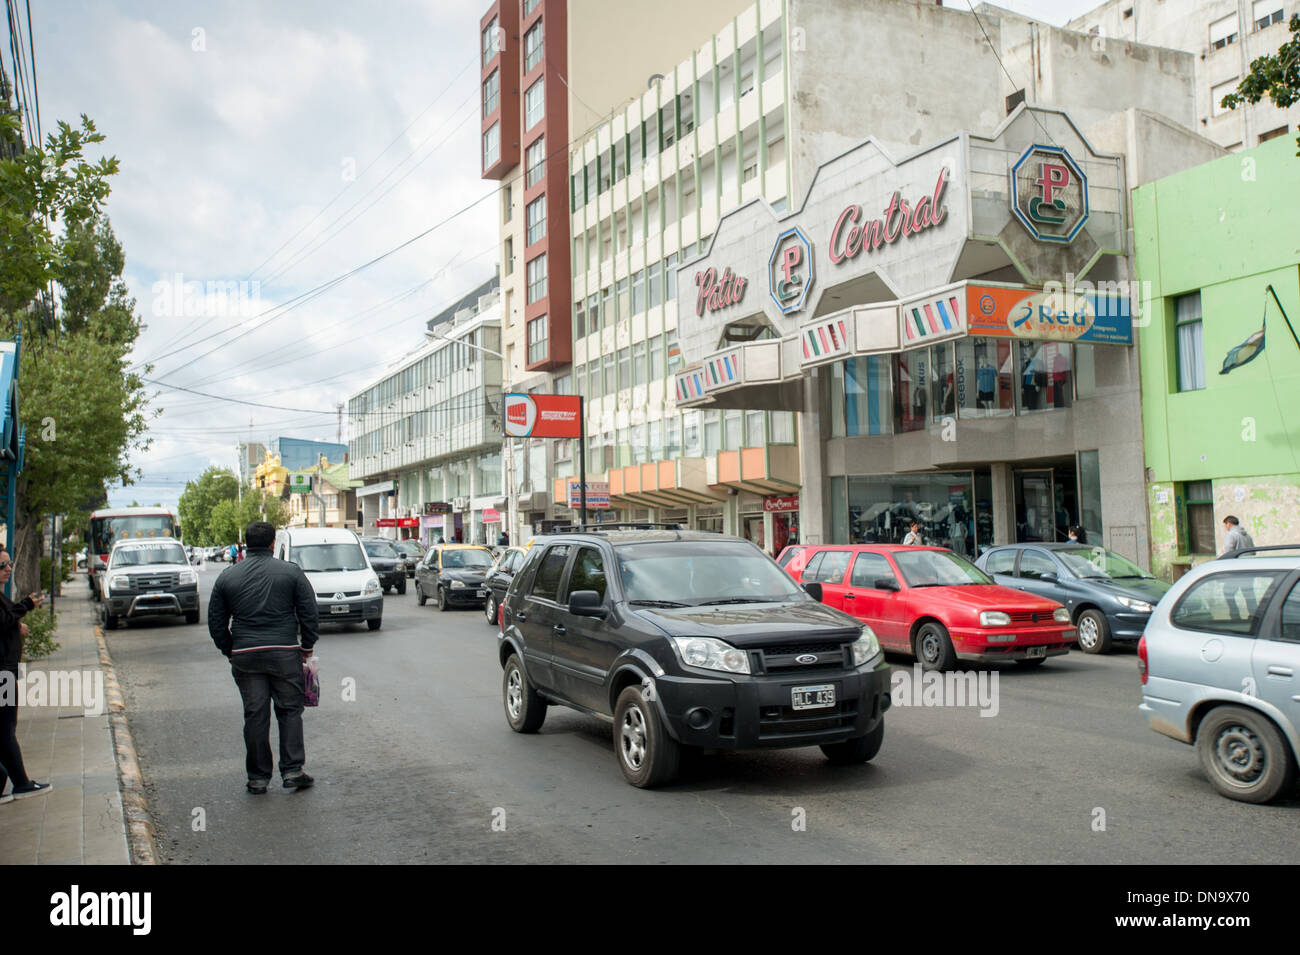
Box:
[798,368,826,545]
[991,462,1013,546]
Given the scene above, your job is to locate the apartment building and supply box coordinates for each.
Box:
[1061,0,1298,150]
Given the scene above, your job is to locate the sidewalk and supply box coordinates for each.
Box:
[0,582,132,864]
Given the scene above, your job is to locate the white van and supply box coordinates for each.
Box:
[274,527,384,631]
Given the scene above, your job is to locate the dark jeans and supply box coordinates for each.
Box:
[0,666,31,792]
[231,649,306,781]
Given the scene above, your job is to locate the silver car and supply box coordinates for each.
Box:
[1140,547,1300,803]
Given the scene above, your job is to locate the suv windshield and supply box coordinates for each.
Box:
[111,543,187,567]
[293,542,368,572]
[1057,547,1152,580]
[394,541,423,556]
[893,549,992,587]
[363,540,398,559]
[442,549,493,570]
[616,541,803,605]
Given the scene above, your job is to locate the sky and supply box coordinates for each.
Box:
[25,0,1101,511]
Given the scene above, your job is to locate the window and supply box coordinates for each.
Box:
[524,0,540,15]
[807,550,851,585]
[1174,292,1205,392]
[587,356,602,399]
[574,299,585,338]
[617,347,629,392]
[1260,125,1289,143]
[503,236,513,275]
[630,268,645,315]
[482,17,499,66]
[525,78,545,131]
[648,261,662,308]
[745,410,764,447]
[984,549,1017,576]
[565,547,607,602]
[1171,571,1284,636]
[1184,480,1216,555]
[850,552,897,589]
[649,337,664,381]
[530,545,571,601]
[931,342,956,421]
[483,71,499,118]
[503,182,511,222]
[586,292,599,333]
[1017,550,1057,580]
[632,342,646,387]
[1018,341,1072,412]
[524,21,543,73]
[555,373,572,395]
[956,337,1013,419]
[1278,581,1300,643]
[526,254,547,303]
[1253,1,1283,31]
[525,138,546,188]
[526,197,546,245]
[527,316,547,363]
[1210,13,1239,50]
[604,352,616,394]
[483,123,500,169]
[1211,79,1238,116]
[893,349,929,433]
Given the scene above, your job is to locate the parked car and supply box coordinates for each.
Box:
[1140,545,1300,803]
[392,539,425,578]
[499,528,892,788]
[99,539,200,629]
[976,543,1171,654]
[415,544,496,611]
[775,544,808,571]
[275,527,383,631]
[786,544,1075,670]
[484,546,528,626]
[360,538,406,595]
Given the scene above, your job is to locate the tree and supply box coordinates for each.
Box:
[1222,13,1300,154]
[209,498,240,546]
[178,467,240,545]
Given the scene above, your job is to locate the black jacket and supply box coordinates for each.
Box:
[0,591,35,670]
[207,549,318,657]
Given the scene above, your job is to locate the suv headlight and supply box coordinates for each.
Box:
[851,627,881,666]
[362,577,381,596]
[450,579,467,589]
[670,637,751,675]
[1054,607,1071,623]
[1116,597,1153,613]
[110,575,130,591]
[980,611,1011,627]
[179,570,198,585]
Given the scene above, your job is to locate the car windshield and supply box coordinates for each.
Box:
[395,541,423,556]
[616,541,804,606]
[363,540,398,559]
[292,543,368,572]
[1056,547,1152,580]
[442,549,493,570]
[893,549,992,587]
[111,543,187,567]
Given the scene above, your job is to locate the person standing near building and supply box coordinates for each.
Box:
[1220,515,1255,555]
[0,550,51,802]
[208,522,318,793]
[902,521,923,546]
[1220,516,1258,621]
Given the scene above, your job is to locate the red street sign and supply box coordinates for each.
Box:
[376,518,396,527]
[764,495,799,512]
[376,518,417,527]
[504,393,582,438]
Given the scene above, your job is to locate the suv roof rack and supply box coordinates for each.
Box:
[1217,544,1300,559]
[553,522,691,533]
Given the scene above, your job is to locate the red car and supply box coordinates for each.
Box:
[787,545,1075,670]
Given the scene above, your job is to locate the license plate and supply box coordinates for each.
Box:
[477,590,487,597]
[330,605,349,615]
[791,684,836,710]
[1026,645,1047,658]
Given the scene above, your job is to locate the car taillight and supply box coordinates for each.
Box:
[1137,634,1148,685]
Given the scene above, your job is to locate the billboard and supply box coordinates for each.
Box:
[503,394,583,438]
[965,284,1132,345]
[566,479,610,509]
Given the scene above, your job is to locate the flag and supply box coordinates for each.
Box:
[1220,323,1265,375]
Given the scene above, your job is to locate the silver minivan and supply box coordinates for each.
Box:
[1140,547,1300,803]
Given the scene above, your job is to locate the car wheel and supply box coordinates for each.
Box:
[367,618,382,631]
[415,582,426,606]
[915,621,957,672]
[185,610,200,625]
[437,586,449,611]
[503,654,546,733]
[103,612,118,631]
[1196,705,1297,804]
[397,578,406,596]
[821,720,884,764]
[484,594,497,626]
[614,685,680,788]
[1076,609,1112,654]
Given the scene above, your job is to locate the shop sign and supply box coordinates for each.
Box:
[423,501,452,515]
[764,495,799,512]
[421,515,445,528]
[377,517,419,528]
[966,284,1132,345]
[829,167,950,265]
[481,508,502,523]
[566,479,610,509]
[769,226,815,315]
[695,266,747,317]
[1010,145,1088,244]
[288,474,312,494]
[504,393,583,438]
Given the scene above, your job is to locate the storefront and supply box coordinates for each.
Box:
[673,106,1159,565]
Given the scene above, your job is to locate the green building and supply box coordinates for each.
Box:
[1133,135,1300,579]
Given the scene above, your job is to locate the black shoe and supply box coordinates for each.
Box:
[282,773,314,790]
[246,779,269,795]
[11,781,52,800]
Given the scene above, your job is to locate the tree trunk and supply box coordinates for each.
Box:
[12,505,43,598]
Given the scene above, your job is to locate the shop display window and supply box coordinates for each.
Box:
[844,471,975,558]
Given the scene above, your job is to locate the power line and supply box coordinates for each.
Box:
[964,1,1061,148]
[21,0,35,141]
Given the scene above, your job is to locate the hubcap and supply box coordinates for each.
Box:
[920,629,939,663]
[620,704,648,770]
[506,669,522,720]
[1214,724,1265,785]
[486,597,495,621]
[1078,616,1098,649]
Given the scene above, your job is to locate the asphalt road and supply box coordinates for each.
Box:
[101,560,1299,864]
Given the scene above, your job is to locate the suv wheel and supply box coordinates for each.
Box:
[614,686,680,788]
[484,594,497,626]
[103,612,118,631]
[503,655,546,733]
[367,617,382,631]
[415,582,426,606]
[915,621,957,672]
[821,721,884,764]
[1196,705,1297,804]
[397,577,407,596]
[1076,609,1112,654]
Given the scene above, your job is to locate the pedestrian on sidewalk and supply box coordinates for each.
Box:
[1220,516,1259,621]
[902,521,923,546]
[0,549,52,803]
[208,522,318,794]
[1220,515,1255,556]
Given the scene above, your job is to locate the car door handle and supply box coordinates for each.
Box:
[844,594,855,600]
[1267,665,1294,677]
[514,610,528,622]
[553,624,566,635]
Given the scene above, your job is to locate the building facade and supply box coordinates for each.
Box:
[1133,134,1300,578]
[284,460,361,530]
[268,437,348,473]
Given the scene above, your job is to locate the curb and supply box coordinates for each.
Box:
[94,624,158,866]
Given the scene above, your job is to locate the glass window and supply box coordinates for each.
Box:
[617,347,630,392]
[1184,480,1216,555]
[1278,581,1300,643]
[1171,571,1284,636]
[530,545,571,602]
[524,0,540,15]
[526,197,546,245]
[587,357,602,399]
[1175,292,1205,392]
[476,451,502,496]
[724,410,742,449]
[483,123,500,169]
[526,254,547,303]
[845,356,891,436]
[565,547,607,602]
[683,411,701,456]
[527,316,547,363]
[703,411,720,455]
[632,342,646,387]
[1016,549,1058,580]
[850,552,898,589]
[806,550,852,584]
[1017,341,1072,412]
[771,411,795,444]
[631,269,645,315]
[604,352,616,394]
[482,17,499,66]
[984,549,1017,575]
[525,77,545,131]
[665,416,682,459]
[649,337,664,381]
[745,410,765,447]
[665,253,678,300]
[1209,12,1238,48]
[893,349,929,433]
[1253,1,1284,30]
[586,293,599,333]
[845,472,975,557]
[956,337,1013,419]
[616,277,628,319]
[648,261,663,308]
[574,300,585,339]
[503,182,511,222]
[931,342,956,421]
[483,71,499,118]
[524,21,543,73]
[525,137,546,188]
[892,549,990,587]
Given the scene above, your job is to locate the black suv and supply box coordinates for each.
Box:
[360,537,406,595]
[498,528,892,788]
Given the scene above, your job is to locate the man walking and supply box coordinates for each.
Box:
[208,522,318,793]
[1220,515,1258,621]
[1220,515,1255,555]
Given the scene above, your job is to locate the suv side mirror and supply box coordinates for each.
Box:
[569,590,608,618]
[803,582,824,603]
[874,577,901,592]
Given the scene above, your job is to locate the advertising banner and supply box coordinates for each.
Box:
[566,480,610,509]
[504,394,583,438]
[965,284,1132,345]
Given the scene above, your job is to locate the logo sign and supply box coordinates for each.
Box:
[1010,145,1088,244]
[829,167,950,264]
[481,508,502,523]
[795,654,818,665]
[966,285,1132,345]
[695,266,747,317]
[764,495,799,512]
[288,474,312,494]
[423,501,451,515]
[566,479,610,509]
[769,226,814,315]
[503,393,582,438]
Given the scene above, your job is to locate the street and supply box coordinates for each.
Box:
[103,562,1299,865]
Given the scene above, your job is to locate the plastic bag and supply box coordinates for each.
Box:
[303,653,320,707]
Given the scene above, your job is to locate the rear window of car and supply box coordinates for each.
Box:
[530,545,571,602]
[983,549,1017,575]
[850,552,896,589]
[1170,571,1285,636]
[806,550,851,584]
[777,547,805,568]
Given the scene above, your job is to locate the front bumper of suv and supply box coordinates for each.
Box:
[653,657,892,750]
[106,585,200,619]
